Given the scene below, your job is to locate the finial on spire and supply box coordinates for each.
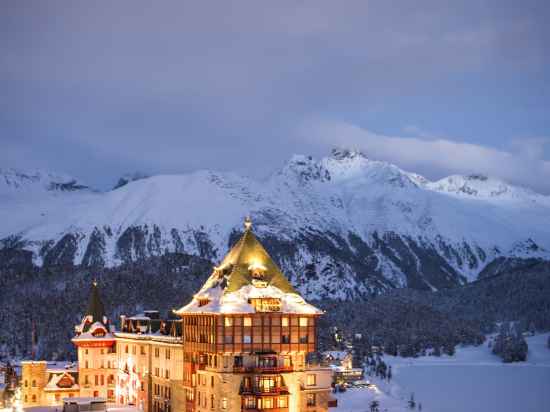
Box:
[244,216,252,231]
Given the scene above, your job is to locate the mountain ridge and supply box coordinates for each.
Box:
[1,150,549,299]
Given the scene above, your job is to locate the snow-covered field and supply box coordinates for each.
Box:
[335,333,550,412]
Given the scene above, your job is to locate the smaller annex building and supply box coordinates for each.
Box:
[21,361,79,405]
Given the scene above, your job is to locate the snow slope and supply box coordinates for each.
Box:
[1,150,550,298]
[385,333,550,412]
[334,333,550,412]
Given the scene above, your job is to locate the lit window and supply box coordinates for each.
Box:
[299,317,308,327]
[278,397,288,408]
[281,317,289,327]
[307,374,316,386]
[243,317,252,327]
[224,317,233,327]
[221,397,228,409]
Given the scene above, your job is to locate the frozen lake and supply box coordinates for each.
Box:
[335,333,550,412]
[390,333,550,412]
[394,364,550,412]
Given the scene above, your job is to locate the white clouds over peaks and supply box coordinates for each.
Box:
[296,118,550,194]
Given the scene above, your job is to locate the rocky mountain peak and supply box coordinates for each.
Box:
[113,172,150,190]
[330,147,367,161]
[0,168,89,193]
[279,154,331,183]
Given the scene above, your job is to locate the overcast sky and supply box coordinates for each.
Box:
[2,1,549,192]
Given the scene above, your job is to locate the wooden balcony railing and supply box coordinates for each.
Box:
[240,385,289,395]
[233,365,293,374]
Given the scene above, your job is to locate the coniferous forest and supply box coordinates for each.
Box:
[1,244,549,361]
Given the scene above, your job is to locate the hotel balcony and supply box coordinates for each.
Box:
[233,365,293,374]
[240,385,289,396]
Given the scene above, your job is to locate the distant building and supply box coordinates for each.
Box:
[322,351,363,384]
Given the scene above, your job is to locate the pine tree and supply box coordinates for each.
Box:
[408,393,416,409]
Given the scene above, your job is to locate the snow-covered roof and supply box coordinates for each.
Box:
[74,282,115,341]
[175,220,322,315]
[45,361,78,373]
[45,372,78,391]
[73,320,114,342]
[323,351,351,360]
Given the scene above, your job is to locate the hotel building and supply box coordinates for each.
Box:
[21,218,336,412]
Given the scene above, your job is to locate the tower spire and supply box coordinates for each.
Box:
[244,216,252,231]
[86,279,106,324]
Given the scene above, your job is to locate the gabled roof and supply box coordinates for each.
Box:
[175,218,321,315]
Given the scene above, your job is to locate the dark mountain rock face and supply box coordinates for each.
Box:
[42,234,79,268]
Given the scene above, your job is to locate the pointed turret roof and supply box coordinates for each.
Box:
[175,218,321,315]
[73,281,114,341]
[218,218,297,295]
[86,280,106,324]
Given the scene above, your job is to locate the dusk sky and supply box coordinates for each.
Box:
[2,1,549,192]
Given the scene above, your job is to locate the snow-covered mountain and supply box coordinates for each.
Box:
[2,150,550,299]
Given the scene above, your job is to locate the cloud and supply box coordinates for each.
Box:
[0,0,548,190]
[296,118,550,194]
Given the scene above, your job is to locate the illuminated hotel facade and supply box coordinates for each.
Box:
[22,218,336,412]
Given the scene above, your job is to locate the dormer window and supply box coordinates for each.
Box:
[248,262,266,279]
[197,297,210,307]
[92,328,106,337]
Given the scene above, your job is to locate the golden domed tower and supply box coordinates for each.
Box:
[174,218,335,412]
